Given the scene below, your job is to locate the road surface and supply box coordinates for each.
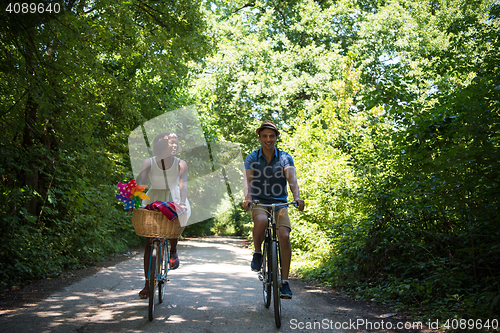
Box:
[0,237,438,332]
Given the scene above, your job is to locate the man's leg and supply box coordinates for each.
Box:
[252,213,268,253]
[277,208,293,299]
[251,209,268,271]
[278,226,291,280]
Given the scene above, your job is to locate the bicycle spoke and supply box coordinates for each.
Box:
[261,240,271,308]
[158,239,168,304]
[148,242,158,321]
[271,241,281,328]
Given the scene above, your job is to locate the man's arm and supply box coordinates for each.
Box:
[285,166,305,211]
[242,169,254,209]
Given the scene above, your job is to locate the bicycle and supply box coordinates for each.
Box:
[249,200,298,329]
[131,207,185,321]
[147,237,170,321]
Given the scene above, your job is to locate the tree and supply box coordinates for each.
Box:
[191,0,500,320]
[192,0,358,153]
[0,0,211,286]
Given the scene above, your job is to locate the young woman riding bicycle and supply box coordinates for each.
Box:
[136,132,191,299]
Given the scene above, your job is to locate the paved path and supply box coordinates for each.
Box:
[0,237,438,332]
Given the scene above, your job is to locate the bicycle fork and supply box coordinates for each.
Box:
[148,239,170,283]
[271,210,283,290]
[258,226,281,289]
[258,233,269,282]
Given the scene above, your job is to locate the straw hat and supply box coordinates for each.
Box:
[255,120,280,136]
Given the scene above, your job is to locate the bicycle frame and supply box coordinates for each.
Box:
[147,237,170,321]
[263,204,282,284]
[147,238,170,283]
[255,201,296,275]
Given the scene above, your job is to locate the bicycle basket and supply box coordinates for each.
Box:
[132,208,185,238]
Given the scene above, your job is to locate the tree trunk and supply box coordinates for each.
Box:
[22,93,39,216]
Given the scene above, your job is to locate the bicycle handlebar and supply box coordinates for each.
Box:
[248,200,298,210]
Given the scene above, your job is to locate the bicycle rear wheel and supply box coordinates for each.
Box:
[158,239,169,304]
[271,241,281,328]
[148,241,158,321]
[261,239,271,308]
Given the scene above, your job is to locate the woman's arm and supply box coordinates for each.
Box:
[178,159,188,206]
[137,158,152,186]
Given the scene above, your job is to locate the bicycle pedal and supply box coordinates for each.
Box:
[258,273,264,281]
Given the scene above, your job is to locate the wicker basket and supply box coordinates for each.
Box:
[132,208,185,238]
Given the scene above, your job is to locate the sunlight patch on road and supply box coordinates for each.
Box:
[165,314,187,323]
[183,287,221,294]
[0,310,16,316]
[91,309,120,321]
[36,311,63,317]
[63,296,81,301]
[305,289,328,294]
[196,306,212,311]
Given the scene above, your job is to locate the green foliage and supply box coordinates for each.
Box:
[1,0,499,326]
[191,0,347,152]
[277,0,500,324]
[189,0,500,323]
[182,221,213,237]
[0,0,211,287]
[210,205,253,236]
[0,142,140,286]
[182,205,252,237]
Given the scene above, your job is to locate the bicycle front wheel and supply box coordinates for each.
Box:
[148,241,159,321]
[262,240,271,308]
[271,241,281,328]
[158,239,169,304]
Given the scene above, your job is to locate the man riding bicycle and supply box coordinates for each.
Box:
[242,120,305,299]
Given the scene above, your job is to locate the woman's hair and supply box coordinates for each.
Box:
[152,132,181,156]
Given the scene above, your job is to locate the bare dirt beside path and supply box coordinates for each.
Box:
[0,237,441,332]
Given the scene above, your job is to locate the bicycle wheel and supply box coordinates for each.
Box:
[261,239,271,308]
[148,241,158,321]
[158,239,169,304]
[271,240,281,328]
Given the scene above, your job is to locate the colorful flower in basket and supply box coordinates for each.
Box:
[116,179,150,209]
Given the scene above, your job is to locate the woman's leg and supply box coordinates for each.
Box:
[140,238,152,297]
[169,238,177,258]
[168,238,180,269]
